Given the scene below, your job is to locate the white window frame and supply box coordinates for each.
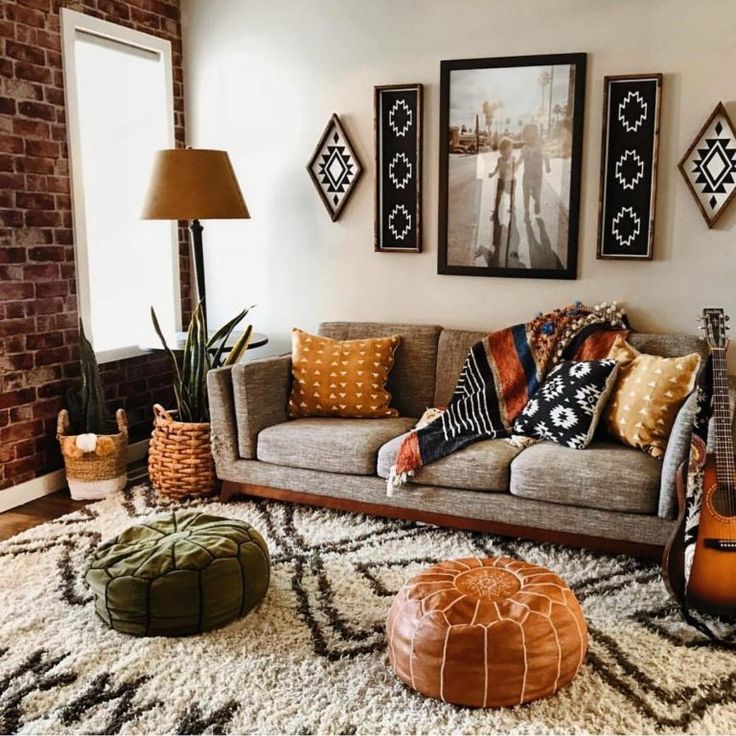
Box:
[61,8,181,363]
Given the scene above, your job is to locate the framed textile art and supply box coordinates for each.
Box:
[374,84,423,252]
[437,53,586,280]
[307,114,363,221]
[597,74,662,260]
[678,102,736,228]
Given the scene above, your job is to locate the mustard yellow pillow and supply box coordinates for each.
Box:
[287,329,401,418]
[603,336,701,458]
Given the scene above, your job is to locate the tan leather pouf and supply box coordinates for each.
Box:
[386,557,587,708]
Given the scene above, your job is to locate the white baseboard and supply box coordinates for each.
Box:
[0,439,149,514]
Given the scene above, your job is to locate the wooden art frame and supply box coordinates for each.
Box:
[597,73,663,260]
[307,113,363,221]
[374,83,423,252]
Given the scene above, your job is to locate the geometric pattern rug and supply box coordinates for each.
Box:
[1,484,735,735]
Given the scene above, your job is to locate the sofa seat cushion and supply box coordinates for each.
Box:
[510,440,661,514]
[257,417,416,475]
[377,432,521,491]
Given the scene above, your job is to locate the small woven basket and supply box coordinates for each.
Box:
[148,404,215,499]
[57,409,128,500]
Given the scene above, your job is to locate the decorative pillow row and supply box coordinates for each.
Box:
[514,337,702,455]
[287,328,401,419]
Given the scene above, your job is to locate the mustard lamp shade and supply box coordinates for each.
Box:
[141,149,250,220]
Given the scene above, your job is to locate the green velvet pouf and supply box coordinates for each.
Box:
[86,511,270,637]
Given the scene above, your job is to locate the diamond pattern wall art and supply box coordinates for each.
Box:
[374,84,423,252]
[597,74,662,260]
[307,114,363,221]
[678,102,736,228]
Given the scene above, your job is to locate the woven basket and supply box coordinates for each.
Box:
[57,409,128,500]
[148,404,215,499]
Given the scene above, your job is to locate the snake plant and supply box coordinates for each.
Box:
[151,300,253,423]
[66,319,111,435]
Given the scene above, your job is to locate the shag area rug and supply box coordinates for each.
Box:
[1,484,735,735]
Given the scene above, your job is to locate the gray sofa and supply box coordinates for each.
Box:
[208,321,706,557]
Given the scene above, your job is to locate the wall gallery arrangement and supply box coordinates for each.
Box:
[678,101,736,228]
[307,58,734,271]
[597,74,662,260]
[374,84,423,252]
[307,113,363,221]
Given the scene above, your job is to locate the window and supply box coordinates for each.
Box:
[61,9,181,362]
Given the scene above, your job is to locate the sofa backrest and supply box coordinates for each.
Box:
[434,329,707,407]
[318,321,442,418]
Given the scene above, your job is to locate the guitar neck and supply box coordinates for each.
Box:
[711,348,735,489]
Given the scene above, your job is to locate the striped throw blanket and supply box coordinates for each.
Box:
[387,302,628,493]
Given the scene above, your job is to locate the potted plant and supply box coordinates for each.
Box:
[57,320,128,500]
[148,300,253,499]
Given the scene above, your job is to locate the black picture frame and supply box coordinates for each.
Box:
[437,53,586,280]
[374,84,423,252]
[597,74,662,260]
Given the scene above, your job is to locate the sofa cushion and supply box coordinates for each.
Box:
[377,431,521,491]
[318,322,441,419]
[257,417,416,475]
[510,440,661,514]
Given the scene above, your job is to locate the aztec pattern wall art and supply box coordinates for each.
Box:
[307,114,363,221]
[678,102,736,228]
[374,84,423,252]
[597,74,662,260]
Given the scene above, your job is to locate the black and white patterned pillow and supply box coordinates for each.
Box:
[513,360,619,449]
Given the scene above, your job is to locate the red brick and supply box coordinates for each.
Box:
[17,100,55,121]
[0,97,17,115]
[0,281,34,300]
[22,263,59,279]
[24,139,59,158]
[5,40,45,66]
[32,397,63,419]
[13,117,51,137]
[26,331,64,350]
[10,405,33,423]
[0,420,43,444]
[28,246,65,262]
[15,439,37,459]
[5,4,45,27]
[0,247,26,263]
[16,156,55,174]
[0,209,24,227]
[0,134,24,154]
[16,192,55,210]
[0,388,36,410]
[14,61,53,84]
[4,455,44,476]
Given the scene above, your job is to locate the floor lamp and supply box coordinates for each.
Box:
[141,149,249,328]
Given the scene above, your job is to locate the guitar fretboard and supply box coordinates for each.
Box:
[712,348,735,492]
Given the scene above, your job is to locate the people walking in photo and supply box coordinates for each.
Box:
[518,123,551,219]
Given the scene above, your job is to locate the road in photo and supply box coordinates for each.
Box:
[447,151,570,269]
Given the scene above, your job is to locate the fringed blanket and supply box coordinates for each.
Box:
[387,302,629,494]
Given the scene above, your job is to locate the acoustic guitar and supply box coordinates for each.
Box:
[662,308,736,618]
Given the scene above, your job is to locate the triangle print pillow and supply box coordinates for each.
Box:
[513,359,619,449]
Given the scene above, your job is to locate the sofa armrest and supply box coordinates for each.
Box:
[208,365,239,476]
[658,391,697,519]
[231,354,292,459]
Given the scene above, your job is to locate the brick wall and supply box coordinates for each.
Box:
[0,0,191,491]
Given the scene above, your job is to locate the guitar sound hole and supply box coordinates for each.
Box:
[710,485,736,518]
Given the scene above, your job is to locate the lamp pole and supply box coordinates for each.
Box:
[189,218,206,327]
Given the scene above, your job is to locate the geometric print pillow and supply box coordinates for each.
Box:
[603,336,701,458]
[513,359,620,449]
[287,328,401,419]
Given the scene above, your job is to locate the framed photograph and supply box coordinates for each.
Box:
[438,53,586,279]
[307,113,363,221]
[678,101,736,229]
[597,74,662,260]
[374,84,423,252]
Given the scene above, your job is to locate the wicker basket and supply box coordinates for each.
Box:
[57,409,128,500]
[148,404,215,499]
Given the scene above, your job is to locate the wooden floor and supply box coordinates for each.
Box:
[0,491,90,541]
[0,461,148,541]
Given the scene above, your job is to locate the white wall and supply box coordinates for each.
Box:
[181,0,736,367]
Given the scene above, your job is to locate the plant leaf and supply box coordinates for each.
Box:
[224,324,253,366]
